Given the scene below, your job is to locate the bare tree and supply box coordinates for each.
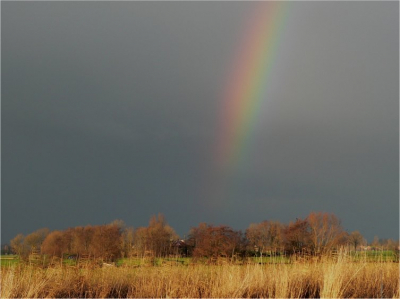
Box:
[10,234,27,257]
[90,224,121,261]
[371,236,381,249]
[133,227,149,257]
[121,227,135,258]
[348,231,366,251]
[307,212,346,254]
[385,239,399,252]
[41,230,68,257]
[24,228,50,252]
[246,221,283,258]
[146,214,178,257]
[189,223,242,260]
[69,226,94,255]
[41,223,122,261]
[282,218,311,254]
[246,222,267,257]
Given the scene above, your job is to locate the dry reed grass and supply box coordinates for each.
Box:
[1,253,399,298]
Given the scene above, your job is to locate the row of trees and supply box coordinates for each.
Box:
[187,214,354,259]
[8,212,399,261]
[10,215,178,261]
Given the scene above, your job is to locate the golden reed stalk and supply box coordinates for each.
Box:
[1,252,399,298]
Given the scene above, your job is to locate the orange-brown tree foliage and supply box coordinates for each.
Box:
[188,223,243,259]
[307,211,347,254]
[24,228,50,252]
[41,230,67,257]
[246,220,283,256]
[10,234,28,257]
[41,223,122,261]
[90,224,121,260]
[348,230,366,251]
[14,211,373,260]
[121,227,135,258]
[132,214,179,257]
[282,218,311,254]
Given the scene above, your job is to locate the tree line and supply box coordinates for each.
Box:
[7,212,399,261]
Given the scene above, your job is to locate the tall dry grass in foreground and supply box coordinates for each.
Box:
[1,253,399,298]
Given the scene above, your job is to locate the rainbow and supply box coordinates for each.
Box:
[205,2,289,207]
[216,2,289,176]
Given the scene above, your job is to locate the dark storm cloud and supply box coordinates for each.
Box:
[2,1,398,243]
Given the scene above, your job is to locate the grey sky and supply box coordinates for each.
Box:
[2,1,398,244]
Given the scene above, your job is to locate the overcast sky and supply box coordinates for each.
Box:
[2,1,398,244]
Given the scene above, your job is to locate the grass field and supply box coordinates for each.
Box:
[1,250,398,268]
[1,250,398,269]
[1,251,399,298]
[351,250,399,262]
[0,255,20,267]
